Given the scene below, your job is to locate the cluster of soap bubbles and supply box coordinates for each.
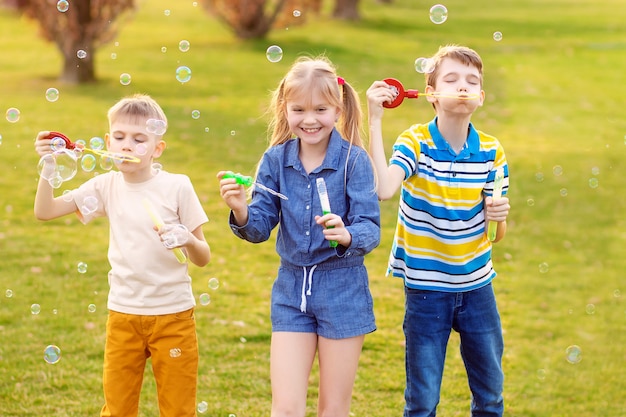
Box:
[198,277,220,306]
[146,118,168,135]
[427,4,503,42]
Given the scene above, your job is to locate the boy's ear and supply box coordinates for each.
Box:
[425,85,437,105]
[104,132,110,147]
[152,140,166,158]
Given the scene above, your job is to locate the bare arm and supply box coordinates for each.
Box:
[183,226,211,267]
[366,81,406,200]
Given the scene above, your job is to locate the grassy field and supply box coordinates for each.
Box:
[1,0,625,416]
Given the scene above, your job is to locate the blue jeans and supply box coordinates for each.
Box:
[403,283,504,417]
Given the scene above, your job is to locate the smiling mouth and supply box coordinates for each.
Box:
[301,127,321,133]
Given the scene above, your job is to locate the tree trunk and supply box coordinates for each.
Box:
[333,0,360,20]
[60,45,96,84]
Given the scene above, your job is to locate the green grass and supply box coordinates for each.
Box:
[1,0,625,416]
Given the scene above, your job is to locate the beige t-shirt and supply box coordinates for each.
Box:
[71,170,208,315]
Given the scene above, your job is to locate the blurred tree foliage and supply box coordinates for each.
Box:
[3,0,135,83]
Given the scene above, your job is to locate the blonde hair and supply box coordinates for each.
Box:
[425,44,483,89]
[267,56,364,148]
[107,94,168,132]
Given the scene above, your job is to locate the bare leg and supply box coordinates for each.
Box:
[317,335,365,417]
[271,332,318,417]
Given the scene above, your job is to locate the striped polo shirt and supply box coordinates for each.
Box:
[387,117,508,292]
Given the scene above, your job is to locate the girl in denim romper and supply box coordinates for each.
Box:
[218,56,380,417]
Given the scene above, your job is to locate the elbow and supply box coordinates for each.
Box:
[377,190,395,201]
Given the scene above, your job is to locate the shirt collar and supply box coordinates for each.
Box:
[285,128,343,172]
[428,117,479,157]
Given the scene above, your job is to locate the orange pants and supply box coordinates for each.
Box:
[100,308,198,417]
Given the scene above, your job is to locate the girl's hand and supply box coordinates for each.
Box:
[315,213,352,248]
[485,196,510,222]
[217,170,249,225]
[366,80,397,119]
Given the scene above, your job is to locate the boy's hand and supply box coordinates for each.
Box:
[159,224,189,249]
[315,213,352,248]
[34,131,53,156]
[485,196,510,222]
[366,80,397,120]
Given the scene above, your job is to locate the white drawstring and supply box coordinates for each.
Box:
[300,265,318,313]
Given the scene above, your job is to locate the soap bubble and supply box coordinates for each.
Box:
[565,345,582,364]
[146,118,167,135]
[198,401,208,414]
[45,88,60,102]
[191,110,201,119]
[169,348,182,358]
[293,10,301,17]
[429,4,448,24]
[50,136,67,152]
[44,345,62,364]
[77,262,88,274]
[415,57,434,74]
[6,107,20,123]
[175,66,192,83]
[135,143,148,156]
[81,154,97,172]
[56,0,69,12]
[6,289,13,298]
[179,40,190,52]
[119,73,132,85]
[100,156,114,171]
[80,196,99,216]
[208,277,220,290]
[38,150,78,183]
[493,31,503,41]
[266,45,283,63]
[31,303,41,315]
[88,304,97,313]
[77,49,87,59]
[89,136,105,150]
[539,262,549,273]
[199,293,211,306]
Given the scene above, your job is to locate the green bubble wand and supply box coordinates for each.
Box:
[487,167,505,242]
[222,171,288,200]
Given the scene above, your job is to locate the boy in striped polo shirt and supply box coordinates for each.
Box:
[366,45,511,416]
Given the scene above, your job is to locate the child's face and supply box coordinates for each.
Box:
[286,89,340,149]
[105,116,165,179]
[426,57,484,114]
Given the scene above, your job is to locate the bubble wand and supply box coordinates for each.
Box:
[382,78,480,108]
[46,131,140,163]
[487,167,505,242]
[316,177,338,248]
[222,171,288,200]
[142,198,187,263]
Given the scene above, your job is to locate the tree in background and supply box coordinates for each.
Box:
[5,0,135,83]
[201,0,363,39]
[201,0,323,39]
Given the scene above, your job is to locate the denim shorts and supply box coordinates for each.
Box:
[271,263,376,339]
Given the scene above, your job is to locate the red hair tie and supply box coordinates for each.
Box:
[337,76,345,85]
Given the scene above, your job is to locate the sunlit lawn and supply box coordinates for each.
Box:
[1,0,625,416]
